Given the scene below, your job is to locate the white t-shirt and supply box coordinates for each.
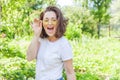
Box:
[35,36,73,80]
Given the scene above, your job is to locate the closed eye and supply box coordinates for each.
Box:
[43,19,49,22]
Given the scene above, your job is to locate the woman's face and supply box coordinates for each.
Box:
[43,11,58,37]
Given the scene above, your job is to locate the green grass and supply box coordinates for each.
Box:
[0,36,120,80]
[70,36,120,80]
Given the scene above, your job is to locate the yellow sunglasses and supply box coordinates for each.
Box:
[43,19,58,25]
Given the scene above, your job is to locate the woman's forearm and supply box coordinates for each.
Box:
[27,36,40,61]
[66,72,76,80]
[64,60,76,80]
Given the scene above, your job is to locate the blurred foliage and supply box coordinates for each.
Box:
[90,0,112,24]
[0,0,112,39]
[0,0,119,80]
[75,0,111,38]
[0,58,35,80]
[90,0,112,38]
[63,6,97,38]
[110,0,120,25]
[0,38,25,58]
[1,37,120,79]
[0,0,56,39]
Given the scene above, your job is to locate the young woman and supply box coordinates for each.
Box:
[27,6,76,80]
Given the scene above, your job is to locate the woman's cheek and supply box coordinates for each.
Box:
[43,23,47,29]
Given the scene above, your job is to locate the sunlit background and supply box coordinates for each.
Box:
[0,0,120,80]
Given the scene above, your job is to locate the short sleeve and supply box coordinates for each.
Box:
[60,40,73,61]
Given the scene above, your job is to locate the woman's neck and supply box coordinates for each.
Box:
[48,36,58,42]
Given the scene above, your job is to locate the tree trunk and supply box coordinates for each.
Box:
[108,25,111,37]
[97,23,100,38]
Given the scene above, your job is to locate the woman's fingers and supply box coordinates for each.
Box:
[30,19,42,36]
[31,19,42,29]
[39,20,42,27]
[33,18,42,27]
[34,18,39,23]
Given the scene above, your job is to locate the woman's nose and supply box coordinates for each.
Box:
[48,20,52,25]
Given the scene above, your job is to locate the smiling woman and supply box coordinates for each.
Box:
[39,6,67,40]
[27,6,76,80]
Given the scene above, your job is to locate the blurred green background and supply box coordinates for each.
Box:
[0,0,120,80]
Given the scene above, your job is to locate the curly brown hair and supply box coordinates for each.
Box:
[39,6,68,38]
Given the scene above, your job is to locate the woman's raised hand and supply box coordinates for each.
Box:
[31,18,42,37]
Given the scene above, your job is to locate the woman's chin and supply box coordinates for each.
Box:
[46,33,55,37]
[45,30,55,37]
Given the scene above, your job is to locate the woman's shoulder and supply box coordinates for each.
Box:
[59,36,68,42]
[59,36,71,46]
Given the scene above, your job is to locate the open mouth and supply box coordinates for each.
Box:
[46,27,54,33]
[47,27,54,30]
